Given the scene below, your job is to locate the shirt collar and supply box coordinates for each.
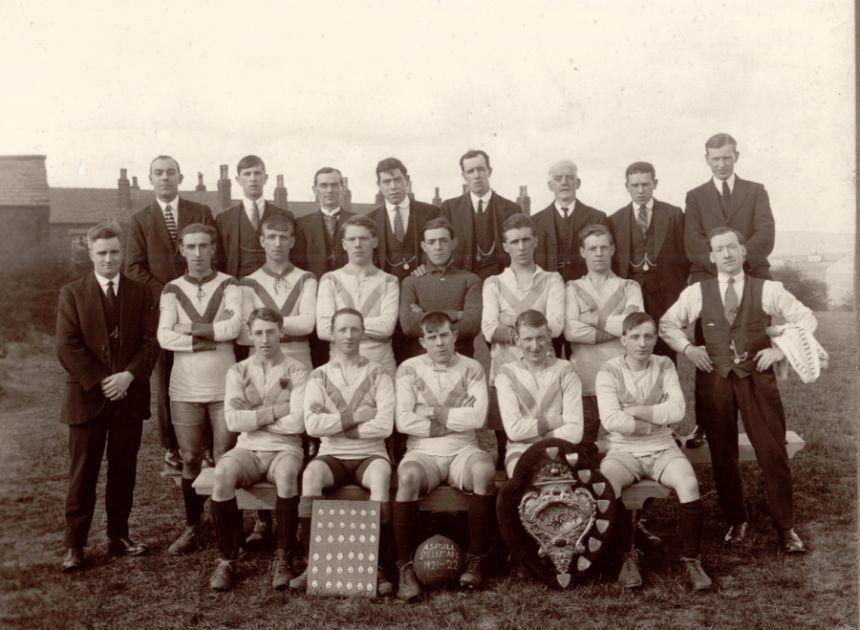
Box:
[717,269,745,284]
[426,259,455,275]
[470,190,493,211]
[320,206,341,217]
[94,272,120,293]
[243,198,264,212]
[385,198,410,213]
[157,197,179,212]
[712,173,736,193]
[421,352,460,370]
[554,199,577,216]
[633,198,655,212]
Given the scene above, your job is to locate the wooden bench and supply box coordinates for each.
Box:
[191,430,805,512]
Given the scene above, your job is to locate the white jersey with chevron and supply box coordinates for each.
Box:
[316,265,399,375]
[495,357,584,467]
[238,265,317,369]
[481,265,565,381]
[595,354,684,454]
[395,353,488,456]
[157,271,243,402]
[564,273,643,395]
[303,356,394,460]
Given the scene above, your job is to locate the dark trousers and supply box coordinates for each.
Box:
[309,331,330,369]
[552,336,572,361]
[581,395,601,446]
[65,404,143,547]
[698,368,793,530]
[155,348,178,451]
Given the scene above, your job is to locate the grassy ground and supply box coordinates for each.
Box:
[0,312,855,629]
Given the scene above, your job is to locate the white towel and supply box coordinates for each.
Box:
[768,324,829,384]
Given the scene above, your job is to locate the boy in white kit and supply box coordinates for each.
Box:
[156,223,243,555]
[392,311,494,599]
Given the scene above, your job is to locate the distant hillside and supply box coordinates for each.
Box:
[773,231,854,257]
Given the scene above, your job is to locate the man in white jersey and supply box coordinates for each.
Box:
[316,215,399,376]
[596,312,711,591]
[207,308,308,591]
[289,308,395,595]
[496,310,584,478]
[157,223,243,555]
[393,311,494,599]
[482,213,565,466]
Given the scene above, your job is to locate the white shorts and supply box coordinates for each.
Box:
[399,445,489,492]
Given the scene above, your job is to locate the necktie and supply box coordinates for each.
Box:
[106,280,117,313]
[393,205,405,242]
[724,276,739,324]
[250,201,261,231]
[560,206,569,219]
[164,205,177,243]
[477,199,484,216]
[637,205,649,233]
[721,181,732,215]
[323,212,337,240]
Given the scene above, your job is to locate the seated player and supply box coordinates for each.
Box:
[496,310,584,478]
[207,308,308,591]
[156,223,243,555]
[596,312,711,591]
[290,308,395,595]
[393,311,494,599]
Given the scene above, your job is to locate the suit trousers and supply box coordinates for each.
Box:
[155,348,178,451]
[65,404,143,547]
[697,368,793,530]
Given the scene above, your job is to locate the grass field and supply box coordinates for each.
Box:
[0,312,855,629]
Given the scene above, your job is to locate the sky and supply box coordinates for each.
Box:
[1,0,854,233]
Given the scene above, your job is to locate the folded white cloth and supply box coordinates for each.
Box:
[768,324,829,383]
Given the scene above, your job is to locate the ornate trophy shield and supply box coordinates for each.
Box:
[497,439,616,589]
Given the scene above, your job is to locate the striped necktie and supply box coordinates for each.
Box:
[163,205,177,243]
[393,206,405,242]
[637,205,649,233]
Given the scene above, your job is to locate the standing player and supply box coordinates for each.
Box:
[597,312,711,591]
[290,308,395,595]
[496,310,584,477]
[393,311,494,599]
[564,224,643,446]
[316,215,399,376]
[157,223,243,555]
[207,308,308,591]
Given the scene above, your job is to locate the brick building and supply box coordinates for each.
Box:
[0,156,50,270]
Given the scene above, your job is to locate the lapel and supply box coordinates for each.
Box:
[116,272,133,357]
[372,206,388,263]
[83,273,109,360]
[651,200,669,257]
[537,204,558,259]
[726,177,750,222]
[570,202,592,241]
[309,212,326,250]
[176,197,193,231]
[150,201,175,253]
[703,180,725,221]
[456,194,474,256]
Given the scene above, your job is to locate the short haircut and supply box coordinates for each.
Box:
[622,311,655,335]
[248,307,283,329]
[313,166,343,186]
[707,226,745,248]
[625,161,656,180]
[86,222,123,247]
[501,213,534,241]
[421,216,456,240]
[237,154,266,174]
[459,149,491,172]
[579,223,614,247]
[705,133,738,152]
[419,311,453,335]
[149,154,180,174]
[178,223,217,245]
[376,157,408,182]
[548,160,578,178]
[261,213,295,236]
[339,214,378,240]
[331,307,364,331]
[514,309,548,332]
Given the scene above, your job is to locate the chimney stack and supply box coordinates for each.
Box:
[274,174,288,208]
[118,168,131,211]
[131,176,139,190]
[342,176,352,211]
[217,164,231,210]
[516,185,531,215]
[195,172,206,192]
[432,186,442,208]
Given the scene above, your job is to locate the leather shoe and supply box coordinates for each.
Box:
[62,547,84,573]
[108,537,148,557]
[617,549,643,589]
[681,556,713,591]
[685,428,706,449]
[780,528,805,554]
[723,521,748,545]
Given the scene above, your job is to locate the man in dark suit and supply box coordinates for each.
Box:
[126,155,214,472]
[532,160,609,358]
[214,154,302,279]
[440,149,521,281]
[57,223,158,572]
[610,162,689,361]
[367,157,438,364]
[295,167,354,368]
[684,133,776,448]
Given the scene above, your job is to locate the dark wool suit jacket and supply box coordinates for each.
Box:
[532,199,608,281]
[56,272,158,425]
[439,192,521,272]
[609,199,690,311]
[684,176,775,281]
[126,198,215,301]
[214,201,302,276]
[368,200,438,276]
[295,209,355,279]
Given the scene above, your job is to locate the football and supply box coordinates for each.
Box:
[413,535,465,588]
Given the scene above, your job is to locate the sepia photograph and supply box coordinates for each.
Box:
[0,1,854,628]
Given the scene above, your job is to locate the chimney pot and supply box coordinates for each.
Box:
[219,164,228,179]
[132,176,139,189]
[120,168,128,179]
